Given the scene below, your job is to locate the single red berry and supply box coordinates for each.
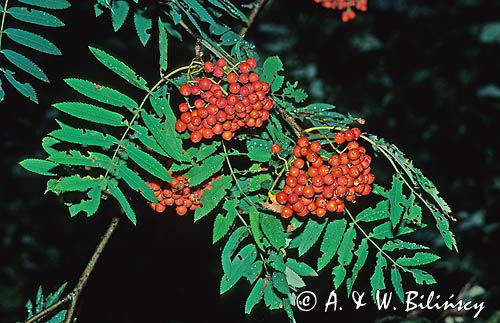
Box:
[175,120,186,133]
[204,61,215,73]
[246,57,257,69]
[198,78,212,91]
[276,192,288,205]
[239,62,251,74]
[334,132,345,144]
[281,206,293,219]
[190,131,202,143]
[217,58,226,67]
[310,141,322,153]
[176,205,188,216]
[271,144,282,154]
[297,137,309,148]
[180,84,191,96]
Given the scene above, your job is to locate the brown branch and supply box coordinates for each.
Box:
[274,104,305,138]
[25,217,120,323]
[239,0,269,38]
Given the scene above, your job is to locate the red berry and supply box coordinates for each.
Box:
[175,120,186,133]
[271,144,281,154]
[180,84,191,96]
[281,206,293,219]
[176,205,187,216]
[310,141,322,153]
[190,131,202,143]
[297,137,309,148]
[276,192,288,205]
[246,57,257,69]
[217,58,226,67]
[334,132,345,144]
[204,61,215,72]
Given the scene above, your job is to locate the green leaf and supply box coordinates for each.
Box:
[17,0,70,10]
[245,278,264,314]
[45,283,67,307]
[396,252,440,267]
[134,9,152,46]
[3,69,37,103]
[271,271,289,294]
[264,281,282,310]
[89,47,148,90]
[260,213,286,250]
[430,207,458,251]
[48,150,111,168]
[298,219,327,257]
[250,206,265,250]
[107,181,136,225]
[247,138,272,162]
[111,0,129,31]
[260,56,284,84]
[346,238,369,295]
[19,159,57,176]
[213,199,238,243]
[49,122,118,148]
[318,219,347,271]
[194,175,232,221]
[64,78,138,112]
[51,175,98,193]
[186,141,220,162]
[355,200,389,222]
[408,269,436,285]
[126,144,172,182]
[4,28,61,55]
[391,266,404,302]
[248,173,272,192]
[388,175,405,228]
[220,244,257,294]
[370,251,387,301]
[207,0,247,22]
[52,102,125,127]
[141,112,188,162]
[2,49,48,82]
[285,266,306,288]
[115,166,157,202]
[286,259,318,277]
[0,78,4,102]
[185,155,224,186]
[7,7,65,27]
[68,186,101,217]
[221,226,249,274]
[131,124,168,157]
[182,0,216,25]
[244,260,263,284]
[332,223,357,288]
[480,22,500,44]
[158,18,168,73]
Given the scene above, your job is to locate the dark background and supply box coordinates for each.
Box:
[1,0,499,322]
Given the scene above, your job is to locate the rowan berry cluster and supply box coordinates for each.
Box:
[146,175,217,216]
[276,128,374,219]
[313,0,367,22]
[175,57,273,143]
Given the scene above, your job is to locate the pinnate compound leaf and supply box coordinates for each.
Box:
[213,199,238,243]
[4,28,61,55]
[194,175,232,221]
[185,155,224,187]
[318,219,347,271]
[332,223,357,288]
[126,144,172,182]
[245,278,264,314]
[64,78,138,112]
[7,7,65,27]
[17,0,70,10]
[107,181,136,225]
[19,159,57,176]
[89,47,148,90]
[1,49,48,82]
[52,102,125,127]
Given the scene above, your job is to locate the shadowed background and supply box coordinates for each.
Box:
[1,0,499,322]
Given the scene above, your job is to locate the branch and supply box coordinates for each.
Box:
[239,0,269,37]
[274,104,305,138]
[64,217,119,323]
[25,217,119,323]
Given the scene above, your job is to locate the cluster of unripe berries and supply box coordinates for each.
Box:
[313,0,367,22]
[275,128,374,219]
[146,174,216,216]
[175,57,273,143]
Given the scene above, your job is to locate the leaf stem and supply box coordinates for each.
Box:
[0,0,10,51]
[239,0,269,37]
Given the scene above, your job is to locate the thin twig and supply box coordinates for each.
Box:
[239,0,269,37]
[63,217,120,323]
[25,217,119,323]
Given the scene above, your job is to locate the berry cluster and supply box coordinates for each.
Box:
[276,128,374,219]
[146,175,216,216]
[175,57,273,143]
[313,0,367,22]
